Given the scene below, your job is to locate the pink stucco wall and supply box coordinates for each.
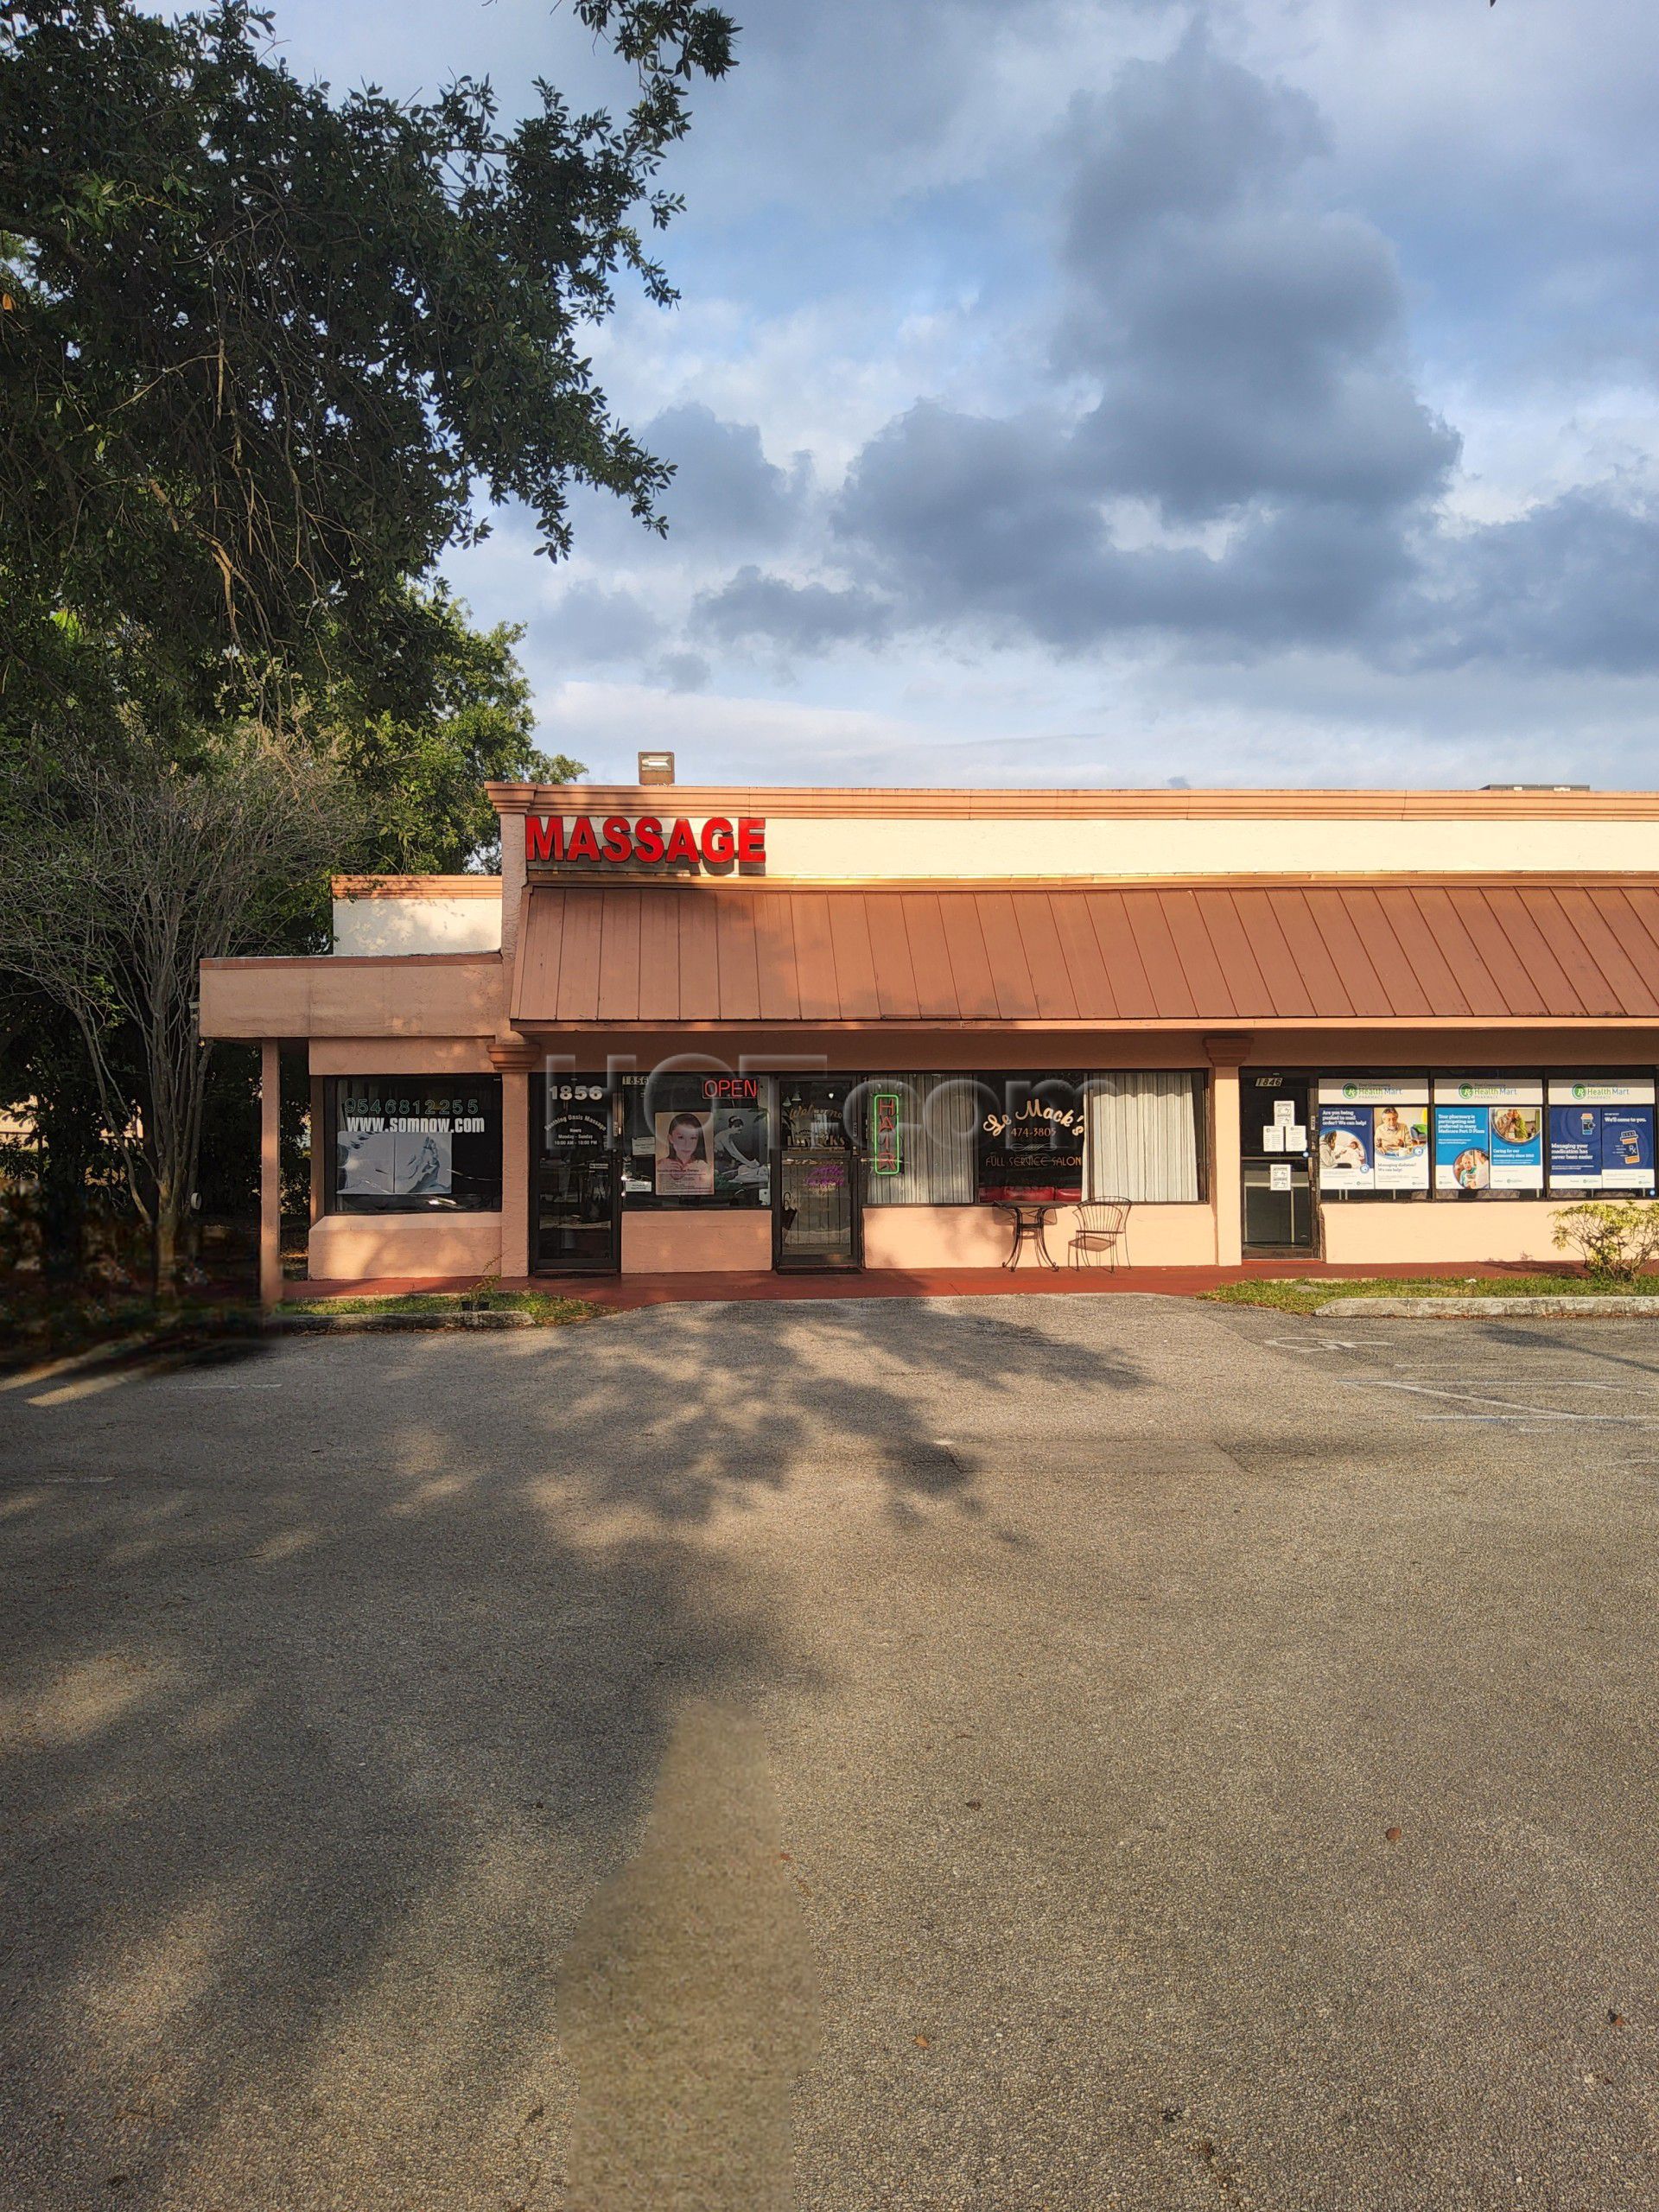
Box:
[621,1211,772,1273]
[1319,1200,1566,1267]
[861,1202,1217,1269]
[308,1212,504,1281]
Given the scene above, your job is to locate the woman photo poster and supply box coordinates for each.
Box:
[655,1109,715,1197]
[1317,1105,1373,1188]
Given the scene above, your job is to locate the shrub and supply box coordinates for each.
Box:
[1550,1199,1659,1284]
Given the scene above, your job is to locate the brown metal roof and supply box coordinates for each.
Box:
[509,881,1659,1028]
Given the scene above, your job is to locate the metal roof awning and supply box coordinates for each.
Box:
[508,881,1659,1030]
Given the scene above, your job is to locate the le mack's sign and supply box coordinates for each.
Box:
[524,813,766,870]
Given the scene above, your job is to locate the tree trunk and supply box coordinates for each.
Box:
[152,1195,183,1302]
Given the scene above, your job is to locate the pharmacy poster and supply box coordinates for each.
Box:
[1433,1078,1542,1194]
[1548,1078,1656,1191]
[1316,1078,1429,1193]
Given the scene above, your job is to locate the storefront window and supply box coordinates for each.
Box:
[1316,1077,1431,1201]
[975,1073,1085,1202]
[1547,1077,1656,1193]
[853,1075,977,1205]
[1083,1073,1205,1203]
[1433,1076,1543,1198]
[621,1073,770,1208]
[327,1076,502,1212]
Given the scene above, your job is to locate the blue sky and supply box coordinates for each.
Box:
[260,0,1659,789]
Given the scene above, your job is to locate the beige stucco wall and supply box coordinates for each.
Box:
[1319,1200,1565,1267]
[309,1038,498,1074]
[333,893,501,956]
[506,810,1659,887]
[200,955,505,1040]
[308,1212,504,1280]
[621,1211,772,1273]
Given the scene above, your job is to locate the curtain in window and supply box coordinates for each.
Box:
[1084,1073,1203,1202]
[860,1074,978,1205]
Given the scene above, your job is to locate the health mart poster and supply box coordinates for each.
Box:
[1548,1079,1656,1190]
[1317,1080,1427,1193]
[1434,1080,1541,1193]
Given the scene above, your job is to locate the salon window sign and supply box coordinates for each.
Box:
[1547,1077,1656,1191]
[977,1096,1084,1199]
[870,1090,902,1177]
[1433,1077,1543,1194]
[1315,1080,1429,1192]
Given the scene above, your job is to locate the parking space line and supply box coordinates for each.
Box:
[1340,1377,1653,1423]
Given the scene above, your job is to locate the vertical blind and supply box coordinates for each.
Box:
[1084,1073,1204,1203]
[860,1074,977,1205]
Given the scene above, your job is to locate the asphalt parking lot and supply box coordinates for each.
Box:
[4,1294,1659,2210]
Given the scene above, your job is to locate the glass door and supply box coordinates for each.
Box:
[1241,1072,1316,1252]
[775,1078,862,1271]
[533,1082,620,1274]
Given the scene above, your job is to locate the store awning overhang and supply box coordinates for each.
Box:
[508,880,1659,1031]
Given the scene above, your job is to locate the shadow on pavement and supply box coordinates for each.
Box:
[0,1295,1145,2208]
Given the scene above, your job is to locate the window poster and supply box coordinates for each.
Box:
[1316,1078,1429,1193]
[654,1109,715,1197]
[1433,1077,1543,1194]
[1548,1078,1656,1192]
[334,1079,501,1211]
[338,1126,452,1198]
[711,1104,770,1198]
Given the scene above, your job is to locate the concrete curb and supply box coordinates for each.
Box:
[1318,1295,1659,1319]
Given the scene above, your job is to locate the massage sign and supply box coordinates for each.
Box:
[525,814,766,870]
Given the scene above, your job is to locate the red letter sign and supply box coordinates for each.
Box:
[524,811,767,869]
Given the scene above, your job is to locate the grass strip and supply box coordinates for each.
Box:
[283,1289,606,1325]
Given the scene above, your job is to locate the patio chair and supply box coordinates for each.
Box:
[1067,1198,1129,1269]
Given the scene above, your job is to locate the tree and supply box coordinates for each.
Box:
[300,583,584,876]
[0,0,734,684]
[0,723,355,1290]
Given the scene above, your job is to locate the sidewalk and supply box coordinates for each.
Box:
[283,1258,1560,1313]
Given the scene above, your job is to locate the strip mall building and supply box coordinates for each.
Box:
[199,776,1659,1294]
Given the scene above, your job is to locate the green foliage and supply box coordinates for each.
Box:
[0,0,734,684]
[1550,1199,1659,1284]
[297,582,584,875]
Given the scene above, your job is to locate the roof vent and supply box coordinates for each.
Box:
[638,749,675,786]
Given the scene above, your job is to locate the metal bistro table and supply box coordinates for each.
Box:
[995,1199,1059,1270]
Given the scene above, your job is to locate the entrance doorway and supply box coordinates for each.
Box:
[1240,1071,1316,1253]
[532,1079,620,1274]
[775,1077,862,1271]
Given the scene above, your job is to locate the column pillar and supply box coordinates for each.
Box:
[1205,1035,1250,1268]
[259,1039,283,1308]
[499,1065,531,1279]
